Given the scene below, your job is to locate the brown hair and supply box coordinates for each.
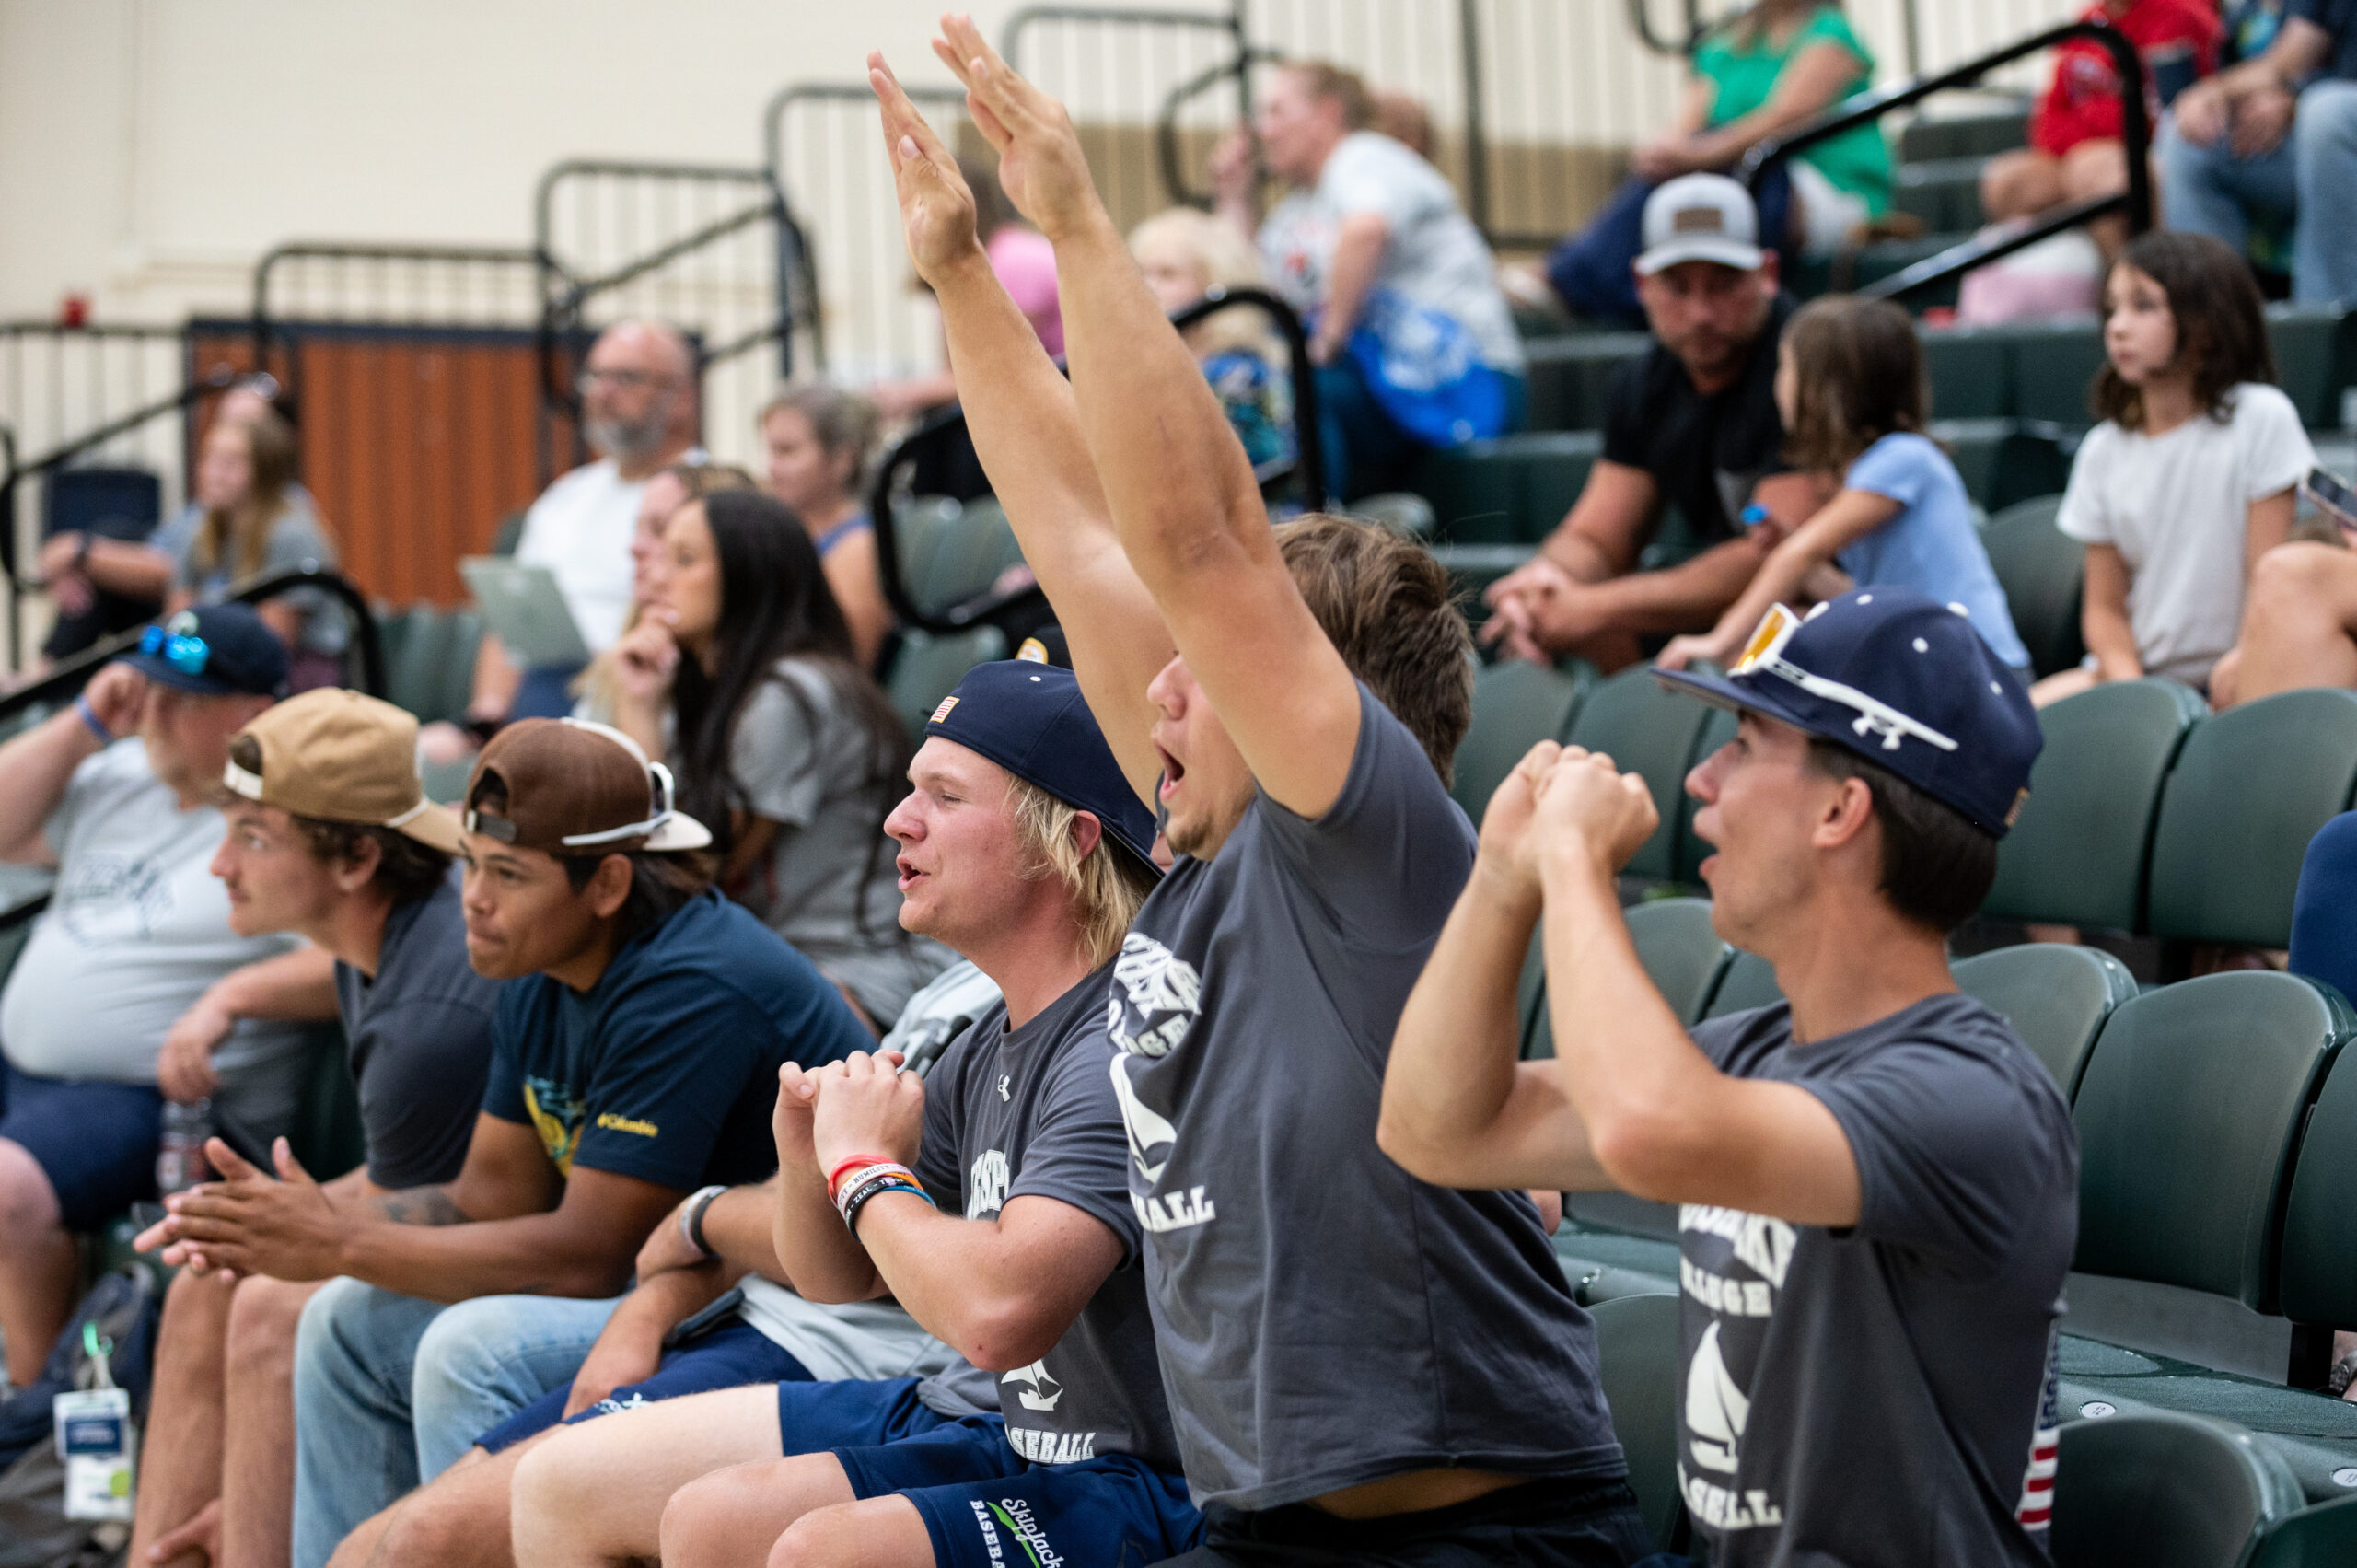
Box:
[193,409,303,580]
[468,772,715,950]
[1780,295,1927,473]
[226,733,450,905]
[2091,231,2279,430]
[760,385,882,490]
[1006,776,1160,971]
[1806,739,1996,935]
[1275,514,1473,785]
[1283,62,1376,132]
[662,460,761,504]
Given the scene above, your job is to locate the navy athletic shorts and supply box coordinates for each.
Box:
[475,1319,810,1454]
[833,1414,1202,1568]
[1153,1477,1649,1567]
[0,1064,163,1231]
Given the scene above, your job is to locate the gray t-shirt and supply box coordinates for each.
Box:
[1111,685,1624,1510]
[167,505,347,656]
[724,658,946,1027]
[333,869,503,1190]
[1680,994,2078,1564]
[910,967,1178,1470]
[0,740,311,1128]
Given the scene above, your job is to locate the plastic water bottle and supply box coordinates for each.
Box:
[155,1099,212,1195]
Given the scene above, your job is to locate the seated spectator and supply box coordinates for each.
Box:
[761,384,894,667]
[1980,0,2220,258]
[2158,0,2357,305]
[1212,59,1523,499]
[1485,177,1829,671]
[609,488,947,1032]
[127,689,498,1568]
[569,460,761,726]
[1545,0,1892,329]
[140,717,871,1568]
[2035,231,2313,706]
[502,659,1183,1568]
[468,320,701,726]
[2208,528,2357,705]
[164,409,347,689]
[1658,295,2030,672]
[1129,206,1296,474]
[0,604,324,1390]
[1370,87,1434,159]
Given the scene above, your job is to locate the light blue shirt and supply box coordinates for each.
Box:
[1837,433,2030,669]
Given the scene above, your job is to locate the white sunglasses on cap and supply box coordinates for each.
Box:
[1728,604,1958,755]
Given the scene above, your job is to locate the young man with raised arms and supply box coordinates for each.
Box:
[866,21,1643,1564]
[1381,589,2078,1564]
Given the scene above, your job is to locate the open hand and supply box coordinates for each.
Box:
[1207,128,1257,204]
[1654,631,1731,673]
[562,1308,664,1418]
[2231,85,2296,159]
[870,52,987,287]
[1531,745,1659,879]
[145,1137,345,1281]
[929,14,1108,244]
[806,1050,922,1177]
[2170,79,2227,146]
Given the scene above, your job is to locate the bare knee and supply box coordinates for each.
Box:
[661,1467,782,1568]
[770,1507,851,1568]
[2250,540,2350,607]
[226,1276,312,1377]
[0,1140,61,1237]
[2061,139,2129,202]
[1981,149,2060,220]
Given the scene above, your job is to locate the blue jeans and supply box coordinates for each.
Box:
[289,1278,619,1568]
[2157,79,2357,305]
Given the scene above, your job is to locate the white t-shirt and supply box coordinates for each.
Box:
[0,741,309,1103]
[513,458,646,656]
[734,1278,958,1383]
[1259,131,1522,373]
[2057,382,2316,687]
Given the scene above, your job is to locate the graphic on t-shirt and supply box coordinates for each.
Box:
[969,1148,1010,1219]
[521,1078,588,1174]
[2016,1317,2063,1530]
[1678,1203,1795,1532]
[1004,1360,1065,1412]
[1108,933,1202,1059]
[1685,1322,1749,1474]
[54,854,175,944]
[1109,1055,1176,1183]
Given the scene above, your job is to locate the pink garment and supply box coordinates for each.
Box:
[988,227,1064,358]
[1955,227,2104,327]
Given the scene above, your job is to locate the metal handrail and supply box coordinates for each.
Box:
[1155,47,1283,209]
[0,563,388,728]
[867,286,1322,640]
[1739,17,2150,300]
[1002,3,1242,68]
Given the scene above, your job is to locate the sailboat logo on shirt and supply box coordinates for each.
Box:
[1107,934,1202,1059]
[1685,1322,1750,1474]
[1003,1360,1065,1411]
[1109,1055,1176,1183]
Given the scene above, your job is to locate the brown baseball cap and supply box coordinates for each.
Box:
[223,688,464,854]
[460,717,712,855]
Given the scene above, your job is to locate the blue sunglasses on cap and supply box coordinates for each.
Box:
[139,621,212,678]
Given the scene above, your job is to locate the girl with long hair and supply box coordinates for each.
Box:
[609,488,944,1031]
[167,408,345,685]
[760,385,892,667]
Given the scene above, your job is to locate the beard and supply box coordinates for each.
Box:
[586,394,676,464]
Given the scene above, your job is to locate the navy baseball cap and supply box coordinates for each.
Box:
[1654,588,2043,837]
[924,660,1160,873]
[120,604,289,699]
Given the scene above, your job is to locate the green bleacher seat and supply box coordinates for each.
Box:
[885,626,1009,740]
[1415,432,1602,545]
[1429,542,1537,609]
[2005,322,2111,427]
[1451,656,1589,819]
[1587,1293,1686,1552]
[2051,1412,2305,1568]
[385,605,458,722]
[435,610,483,726]
[2249,1494,2357,1566]
[1893,156,1987,235]
[1703,948,1781,1018]
[1625,896,1731,1026]
[1981,494,2087,679]
[1569,668,1719,884]
[1922,329,2014,422]
[1348,492,1436,539]
[1933,419,2071,512]
[2146,690,2357,948]
[2265,305,2355,431]
[2273,1045,2357,1337]
[1984,678,2207,932]
[903,496,1024,614]
[1520,333,1650,434]
[1950,944,2138,1101]
[1899,109,2028,164]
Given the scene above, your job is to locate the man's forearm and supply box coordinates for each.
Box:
[0,707,102,863]
[1579,538,1764,635]
[1318,219,1387,346]
[208,946,339,1025]
[700,1183,785,1276]
[336,1209,637,1305]
[771,1158,880,1305]
[370,1184,469,1226]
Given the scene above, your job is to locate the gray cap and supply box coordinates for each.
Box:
[1635,173,1769,275]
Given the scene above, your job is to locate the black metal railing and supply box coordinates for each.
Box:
[866,287,1321,640]
[1740,17,2149,303]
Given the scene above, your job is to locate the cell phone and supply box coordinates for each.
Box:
[207,1103,280,1177]
[660,1285,746,1351]
[2305,467,2357,534]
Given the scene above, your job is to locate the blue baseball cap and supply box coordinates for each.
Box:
[924,660,1159,873]
[1654,588,2043,837]
[119,604,289,699]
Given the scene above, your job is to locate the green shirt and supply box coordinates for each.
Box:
[1693,5,1892,215]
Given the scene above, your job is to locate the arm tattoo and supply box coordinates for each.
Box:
[371,1185,467,1227]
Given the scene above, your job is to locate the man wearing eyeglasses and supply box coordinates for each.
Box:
[1383,589,2079,1566]
[0,603,339,1392]
[148,715,872,1568]
[468,320,702,726]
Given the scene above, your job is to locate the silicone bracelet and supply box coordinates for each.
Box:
[842,1173,935,1236]
[833,1165,924,1226]
[826,1154,896,1200]
[74,695,113,748]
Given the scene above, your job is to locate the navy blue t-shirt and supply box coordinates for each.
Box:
[2289,0,2357,78]
[482,889,871,1190]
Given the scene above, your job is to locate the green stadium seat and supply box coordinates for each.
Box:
[1414,432,1603,545]
[1983,678,2207,931]
[1893,157,1986,235]
[2147,691,2357,948]
[1348,492,1436,539]
[1951,944,2139,1101]
[1429,542,1538,609]
[1625,897,1731,1026]
[1922,329,2014,422]
[1451,657,1590,819]
[1933,419,2072,512]
[1673,707,1737,883]
[1900,110,2029,164]
[2074,972,2351,1313]
[2051,1412,2306,1568]
[1520,333,1650,433]
[434,610,483,726]
[1981,494,2087,679]
[2248,1494,2357,1567]
[385,605,458,721]
[1703,948,1782,1018]
[1569,668,1719,884]
[2265,305,2354,431]
[905,497,1024,615]
[885,626,1008,740]
[2004,321,2109,428]
[1586,1294,1687,1552]
[2273,1046,2357,1332]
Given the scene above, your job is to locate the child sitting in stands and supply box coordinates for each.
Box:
[1129,206,1296,476]
[2036,230,2314,706]
[1657,294,2029,674]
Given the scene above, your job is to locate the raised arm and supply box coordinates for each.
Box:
[931,16,1363,819]
[0,661,145,865]
[871,55,1168,804]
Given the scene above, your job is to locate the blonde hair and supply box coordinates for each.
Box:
[1129,207,1283,364]
[193,409,303,581]
[1005,775,1157,971]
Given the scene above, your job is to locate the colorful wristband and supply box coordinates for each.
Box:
[826,1155,896,1203]
[74,695,113,748]
[834,1162,931,1232]
[842,1172,935,1236]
